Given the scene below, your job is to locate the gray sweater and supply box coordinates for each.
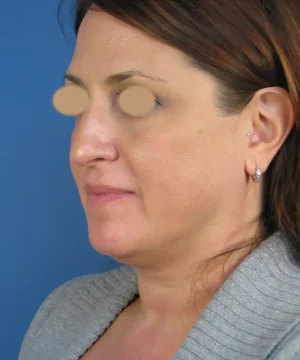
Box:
[19,231,300,360]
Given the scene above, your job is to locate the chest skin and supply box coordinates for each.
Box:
[80,300,194,360]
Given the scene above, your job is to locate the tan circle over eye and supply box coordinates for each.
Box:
[52,85,90,116]
[118,85,156,117]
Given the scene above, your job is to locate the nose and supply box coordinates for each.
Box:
[70,112,119,168]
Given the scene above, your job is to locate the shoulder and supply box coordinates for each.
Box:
[18,265,134,359]
[239,232,300,359]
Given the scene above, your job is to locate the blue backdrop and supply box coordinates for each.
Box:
[0,1,120,359]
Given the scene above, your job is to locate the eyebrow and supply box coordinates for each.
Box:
[63,70,168,88]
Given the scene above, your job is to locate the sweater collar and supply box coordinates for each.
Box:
[114,231,300,359]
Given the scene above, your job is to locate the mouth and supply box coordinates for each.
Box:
[86,191,135,206]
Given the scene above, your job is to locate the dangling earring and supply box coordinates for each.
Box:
[252,166,262,183]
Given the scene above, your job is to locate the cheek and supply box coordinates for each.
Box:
[132,128,238,209]
[70,162,85,202]
[132,131,212,198]
[69,145,86,203]
[69,145,79,181]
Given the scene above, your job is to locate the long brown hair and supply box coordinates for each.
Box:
[57,1,300,256]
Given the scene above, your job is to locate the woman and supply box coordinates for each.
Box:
[19,0,300,359]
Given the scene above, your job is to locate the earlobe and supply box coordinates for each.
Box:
[244,133,262,183]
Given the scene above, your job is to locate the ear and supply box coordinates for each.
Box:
[244,87,295,178]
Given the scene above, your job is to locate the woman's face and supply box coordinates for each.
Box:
[68,9,252,266]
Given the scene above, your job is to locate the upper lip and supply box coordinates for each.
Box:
[84,183,133,194]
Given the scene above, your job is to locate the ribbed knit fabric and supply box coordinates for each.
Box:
[18,231,300,359]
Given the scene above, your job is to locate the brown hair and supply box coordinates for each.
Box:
[57,0,300,300]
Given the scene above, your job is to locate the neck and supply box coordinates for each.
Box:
[131,239,258,329]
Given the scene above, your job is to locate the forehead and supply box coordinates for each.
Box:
[71,10,189,82]
[68,9,219,105]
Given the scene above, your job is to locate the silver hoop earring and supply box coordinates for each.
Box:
[252,166,262,183]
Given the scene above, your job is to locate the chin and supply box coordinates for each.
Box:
[87,221,141,259]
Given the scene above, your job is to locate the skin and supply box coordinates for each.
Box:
[66,9,295,336]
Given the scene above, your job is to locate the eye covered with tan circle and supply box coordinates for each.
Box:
[52,85,90,116]
[117,85,157,117]
[52,84,159,117]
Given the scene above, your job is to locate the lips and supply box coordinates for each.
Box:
[84,183,135,207]
[84,183,134,195]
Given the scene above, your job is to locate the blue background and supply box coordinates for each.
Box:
[0,1,119,359]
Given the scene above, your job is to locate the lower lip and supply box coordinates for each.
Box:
[87,192,135,206]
